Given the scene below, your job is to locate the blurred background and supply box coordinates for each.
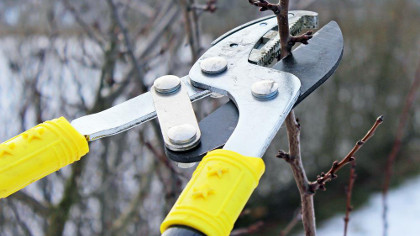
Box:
[0,0,419,235]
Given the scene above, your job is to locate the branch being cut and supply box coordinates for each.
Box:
[249,0,313,59]
[309,116,384,192]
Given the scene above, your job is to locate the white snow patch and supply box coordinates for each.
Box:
[304,175,420,236]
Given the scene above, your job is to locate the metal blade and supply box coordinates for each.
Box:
[274,21,344,105]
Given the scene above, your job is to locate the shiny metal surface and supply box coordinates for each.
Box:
[71,76,210,141]
[153,75,181,94]
[167,124,198,145]
[151,81,201,151]
[251,80,279,100]
[200,56,228,75]
[189,11,318,157]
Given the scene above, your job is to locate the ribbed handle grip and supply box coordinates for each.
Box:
[0,117,89,198]
[161,149,265,236]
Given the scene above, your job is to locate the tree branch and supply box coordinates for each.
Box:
[280,208,302,236]
[277,110,316,236]
[62,0,106,50]
[344,161,357,236]
[11,191,49,217]
[309,115,384,193]
[249,0,313,59]
[382,61,420,236]
[106,0,147,93]
[230,221,265,235]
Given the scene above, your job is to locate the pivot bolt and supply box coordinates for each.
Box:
[251,80,279,100]
[153,75,181,94]
[167,124,197,145]
[200,56,228,75]
[175,162,197,169]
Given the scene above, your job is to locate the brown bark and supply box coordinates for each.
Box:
[278,111,316,236]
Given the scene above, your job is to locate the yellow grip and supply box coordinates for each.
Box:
[161,149,265,236]
[0,117,89,198]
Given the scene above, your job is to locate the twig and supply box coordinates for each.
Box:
[8,200,34,236]
[189,0,218,13]
[344,161,357,236]
[249,0,313,59]
[110,158,155,233]
[144,141,187,180]
[106,0,147,93]
[277,110,316,236]
[230,221,265,235]
[62,0,106,50]
[280,208,302,236]
[180,0,200,62]
[10,192,50,217]
[382,61,420,236]
[309,115,384,192]
[137,6,179,60]
[277,113,383,236]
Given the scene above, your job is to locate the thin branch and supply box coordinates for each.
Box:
[189,0,218,13]
[248,0,281,14]
[230,221,265,236]
[309,115,384,192]
[277,113,383,236]
[144,141,186,179]
[62,0,106,50]
[8,200,33,236]
[137,6,179,60]
[106,0,147,93]
[382,61,420,236]
[249,0,313,59]
[180,0,200,62]
[111,159,155,233]
[277,110,316,236]
[344,161,357,236]
[280,208,302,236]
[11,192,49,217]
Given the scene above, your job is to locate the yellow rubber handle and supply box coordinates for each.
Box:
[160,149,265,236]
[0,117,89,198]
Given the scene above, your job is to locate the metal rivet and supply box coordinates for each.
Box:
[251,80,279,100]
[153,75,181,94]
[168,124,197,145]
[200,56,228,75]
[176,162,197,169]
[259,22,267,26]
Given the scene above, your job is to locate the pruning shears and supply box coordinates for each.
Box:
[0,11,343,236]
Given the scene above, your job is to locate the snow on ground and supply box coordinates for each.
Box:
[304,175,420,236]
